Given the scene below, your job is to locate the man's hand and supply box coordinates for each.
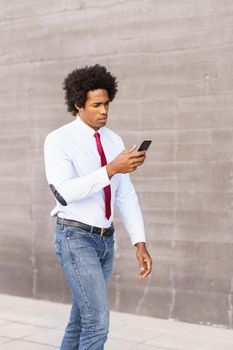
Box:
[106,145,146,178]
[135,242,152,280]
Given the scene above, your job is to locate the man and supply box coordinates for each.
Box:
[44,64,152,350]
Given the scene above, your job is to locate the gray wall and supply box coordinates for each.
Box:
[1,0,233,328]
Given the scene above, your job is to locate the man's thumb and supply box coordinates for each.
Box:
[125,145,137,153]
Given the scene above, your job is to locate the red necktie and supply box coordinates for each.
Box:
[94,132,111,220]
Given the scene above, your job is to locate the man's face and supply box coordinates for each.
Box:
[77,89,110,131]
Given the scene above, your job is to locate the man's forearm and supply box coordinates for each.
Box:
[106,162,117,179]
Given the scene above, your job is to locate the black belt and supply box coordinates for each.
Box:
[57,217,114,237]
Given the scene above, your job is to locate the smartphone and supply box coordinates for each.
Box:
[137,140,152,152]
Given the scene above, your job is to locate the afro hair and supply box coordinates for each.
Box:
[63,64,118,116]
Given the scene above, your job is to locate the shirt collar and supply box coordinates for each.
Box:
[74,116,105,137]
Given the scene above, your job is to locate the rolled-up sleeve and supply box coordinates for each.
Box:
[44,134,110,205]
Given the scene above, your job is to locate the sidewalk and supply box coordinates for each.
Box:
[0,294,232,349]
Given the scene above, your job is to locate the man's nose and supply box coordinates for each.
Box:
[100,105,108,114]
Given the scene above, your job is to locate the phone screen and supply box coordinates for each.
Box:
[137,140,152,152]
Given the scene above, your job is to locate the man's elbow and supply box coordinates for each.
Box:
[49,184,67,206]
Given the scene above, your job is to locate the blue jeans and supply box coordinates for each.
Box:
[54,222,115,350]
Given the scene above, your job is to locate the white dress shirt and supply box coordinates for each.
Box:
[44,116,145,245]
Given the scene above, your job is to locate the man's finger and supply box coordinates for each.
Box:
[138,265,147,279]
[131,157,146,167]
[124,145,137,154]
[132,150,146,158]
[129,152,146,162]
[138,257,152,279]
[146,257,152,272]
[137,257,146,279]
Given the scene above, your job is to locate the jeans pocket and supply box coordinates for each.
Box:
[66,227,91,239]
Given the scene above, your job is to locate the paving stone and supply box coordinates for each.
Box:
[0,339,57,350]
[24,329,64,347]
[105,338,136,350]
[173,322,233,343]
[0,322,49,340]
[109,324,166,343]
[143,332,224,350]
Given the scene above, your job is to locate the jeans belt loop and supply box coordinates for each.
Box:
[100,228,105,237]
[61,217,64,230]
[90,226,94,234]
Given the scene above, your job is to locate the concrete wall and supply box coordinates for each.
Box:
[1,0,233,328]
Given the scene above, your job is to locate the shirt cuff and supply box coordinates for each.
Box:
[130,234,146,246]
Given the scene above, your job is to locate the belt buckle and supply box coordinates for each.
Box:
[100,228,105,237]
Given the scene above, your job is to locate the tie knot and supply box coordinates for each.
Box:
[94,131,104,161]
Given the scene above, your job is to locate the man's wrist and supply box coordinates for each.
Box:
[106,162,117,179]
[134,241,146,249]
